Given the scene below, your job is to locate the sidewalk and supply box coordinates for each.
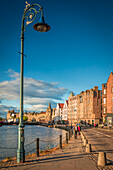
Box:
[0,134,99,170]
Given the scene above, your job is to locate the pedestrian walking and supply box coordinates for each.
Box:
[74,125,77,138]
[77,125,81,135]
[72,126,74,134]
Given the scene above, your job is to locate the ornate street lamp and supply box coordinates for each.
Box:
[17,2,50,163]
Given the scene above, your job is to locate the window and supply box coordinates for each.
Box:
[94,91,97,97]
[104,84,107,88]
[112,107,113,112]
[79,96,83,103]
[103,89,106,95]
[103,108,106,114]
[112,97,113,102]
[112,87,113,93]
[103,98,106,104]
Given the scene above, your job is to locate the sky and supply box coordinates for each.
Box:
[0,0,113,118]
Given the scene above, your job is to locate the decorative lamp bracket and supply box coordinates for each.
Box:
[22,2,43,31]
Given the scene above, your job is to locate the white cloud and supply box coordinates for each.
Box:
[0,105,18,118]
[0,69,70,116]
[7,69,20,79]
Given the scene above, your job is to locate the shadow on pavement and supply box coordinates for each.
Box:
[1,153,86,169]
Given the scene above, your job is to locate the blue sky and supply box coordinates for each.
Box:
[0,0,113,117]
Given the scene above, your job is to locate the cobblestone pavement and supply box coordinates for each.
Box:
[0,134,99,170]
[83,127,113,170]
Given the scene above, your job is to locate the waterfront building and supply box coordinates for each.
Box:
[54,103,64,122]
[7,110,46,123]
[24,111,38,122]
[38,112,46,122]
[7,110,19,122]
[62,100,68,121]
[68,92,78,126]
[45,102,52,122]
[52,108,56,121]
[7,102,54,123]
[77,86,102,125]
[102,72,113,125]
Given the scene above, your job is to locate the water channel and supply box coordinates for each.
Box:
[0,125,66,160]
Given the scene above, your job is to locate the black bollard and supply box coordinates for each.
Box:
[36,138,39,157]
[59,135,62,149]
[66,133,68,144]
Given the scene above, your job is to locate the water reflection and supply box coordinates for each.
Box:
[0,125,66,160]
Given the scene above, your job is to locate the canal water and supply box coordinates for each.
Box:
[0,125,66,160]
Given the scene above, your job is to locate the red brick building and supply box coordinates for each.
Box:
[102,72,113,125]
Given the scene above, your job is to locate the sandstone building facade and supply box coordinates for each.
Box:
[77,86,102,125]
[68,92,78,126]
[7,110,46,123]
[7,72,113,125]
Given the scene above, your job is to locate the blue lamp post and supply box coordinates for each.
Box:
[17,2,50,163]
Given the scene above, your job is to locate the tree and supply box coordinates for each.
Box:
[0,117,2,121]
[23,116,28,122]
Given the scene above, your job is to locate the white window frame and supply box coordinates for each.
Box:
[103,98,106,104]
[103,89,106,95]
[103,107,106,113]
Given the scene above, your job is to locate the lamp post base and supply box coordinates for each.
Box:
[17,125,25,163]
[17,149,25,163]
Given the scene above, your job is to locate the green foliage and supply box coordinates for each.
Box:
[0,117,2,121]
[23,116,28,121]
